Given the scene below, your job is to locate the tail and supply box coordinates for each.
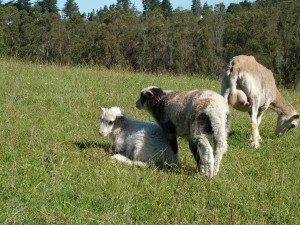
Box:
[226,59,239,106]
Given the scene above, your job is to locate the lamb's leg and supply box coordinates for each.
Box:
[111,154,148,167]
[189,140,203,173]
[198,136,214,178]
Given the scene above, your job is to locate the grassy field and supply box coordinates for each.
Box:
[0,58,299,224]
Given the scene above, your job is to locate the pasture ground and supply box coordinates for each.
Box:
[0,58,299,224]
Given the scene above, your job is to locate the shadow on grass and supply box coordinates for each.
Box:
[74,140,111,153]
[74,141,198,176]
[228,131,237,137]
[160,164,198,176]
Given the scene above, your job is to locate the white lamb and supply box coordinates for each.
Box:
[98,107,179,168]
[221,55,299,148]
[136,86,230,178]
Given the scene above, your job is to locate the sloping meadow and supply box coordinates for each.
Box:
[0,59,299,224]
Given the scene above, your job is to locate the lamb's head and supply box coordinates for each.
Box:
[275,113,299,136]
[99,107,126,137]
[136,86,165,111]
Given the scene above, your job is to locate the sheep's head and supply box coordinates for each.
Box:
[99,107,126,137]
[275,113,299,136]
[136,86,164,111]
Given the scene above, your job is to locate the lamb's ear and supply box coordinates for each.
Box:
[99,107,106,112]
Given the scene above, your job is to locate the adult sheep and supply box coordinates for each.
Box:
[221,55,299,148]
[99,107,179,168]
[136,87,230,178]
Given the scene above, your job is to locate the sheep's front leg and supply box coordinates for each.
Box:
[256,108,267,143]
[167,134,179,154]
[198,136,214,178]
[189,140,203,173]
[111,154,148,167]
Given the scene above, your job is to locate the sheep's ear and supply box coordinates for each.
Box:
[290,114,300,121]
[290,114,299,128]
[144,90,154,98]
[99,107,106,112]
[116,115,126,122]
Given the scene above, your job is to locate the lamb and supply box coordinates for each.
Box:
[221,55,299,148]
[136,86,230,178]
[98,106,179,168]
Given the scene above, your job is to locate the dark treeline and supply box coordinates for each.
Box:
[0,0,299,87]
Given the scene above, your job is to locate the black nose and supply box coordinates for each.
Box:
[291,124,296,128]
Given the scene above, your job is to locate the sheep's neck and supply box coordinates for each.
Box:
[270,89,295,116]
[150,99,166,122]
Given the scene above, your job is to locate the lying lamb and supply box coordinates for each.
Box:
[98,107,179,168]
[136,86,230,178]
[221,55,299,148]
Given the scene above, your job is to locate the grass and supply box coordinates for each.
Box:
[0,58,299,224]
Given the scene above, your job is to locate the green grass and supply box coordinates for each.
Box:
[0,58,299,224]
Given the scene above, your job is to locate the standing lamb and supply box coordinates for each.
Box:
[221,55,299,148]
[136,87,230,178]
[99,107,179,168]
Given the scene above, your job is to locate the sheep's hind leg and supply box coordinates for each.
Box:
[213,139,227,177]
[189,140,203,173]
[249,104,260,148]
[197,136,214,178]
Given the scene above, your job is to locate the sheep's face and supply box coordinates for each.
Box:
[136,86,164,111]
[99,107,125,137]
[275,114,299,136]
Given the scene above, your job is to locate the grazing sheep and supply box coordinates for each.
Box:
[136,86,230,178]
[98,107,179,168]
[221,55,299,148]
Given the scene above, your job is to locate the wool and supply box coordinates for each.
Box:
[136,87,230,178]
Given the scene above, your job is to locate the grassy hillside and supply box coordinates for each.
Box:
[0,58,299,224]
